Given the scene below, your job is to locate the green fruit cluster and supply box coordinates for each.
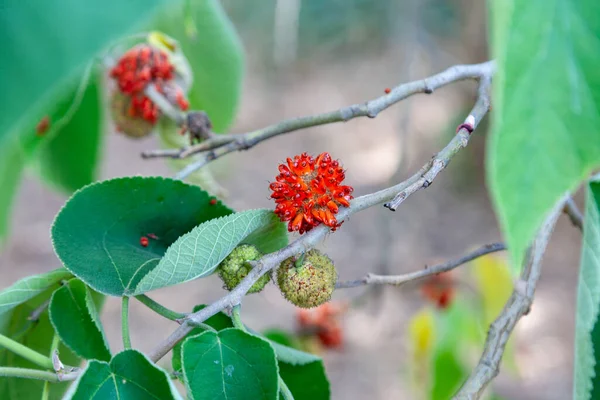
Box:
[217,244,270,294]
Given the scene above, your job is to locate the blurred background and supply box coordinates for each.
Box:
[0,0,581,398]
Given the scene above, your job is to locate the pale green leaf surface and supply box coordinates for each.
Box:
[488,0,600,270]
[0,268,71,315]
[134,209,283,294]
[574,183,600,399]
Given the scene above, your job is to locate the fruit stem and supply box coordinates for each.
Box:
[294,253,306,270]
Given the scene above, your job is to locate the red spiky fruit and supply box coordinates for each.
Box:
[270,152,353,234]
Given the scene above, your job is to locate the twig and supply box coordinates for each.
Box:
[335,242,506,289]
[384,73,492,210]
[452,199,565,399]
[141,61,495,169]
[146,76,494,363]
[563,197,583,231]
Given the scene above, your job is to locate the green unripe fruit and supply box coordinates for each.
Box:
[218,245,269,294]
[277,249,337,308]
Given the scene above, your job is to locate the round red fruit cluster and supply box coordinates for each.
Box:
[110,45,189,124]
[270,152,353,234]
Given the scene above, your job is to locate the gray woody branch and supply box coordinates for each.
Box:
[142,61,495,180]
[452,198,565,399]
[147,69,494,362]
[335,242,506,289]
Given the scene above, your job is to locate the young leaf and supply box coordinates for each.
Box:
[154,0,244,133]
[64,349,182,400]
[573,182,600,399]
[0,268,71,315]
[0,286,82,399]
[0,0,175,149]
[181,328,279,400]
[51,177,233,296]
[34,70,103,193]
[49,279,111,361]
[172,304,234,373]
[487,0,600,271]
[134,209,284,294]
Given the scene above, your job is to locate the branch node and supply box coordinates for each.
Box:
[187,111,213,144]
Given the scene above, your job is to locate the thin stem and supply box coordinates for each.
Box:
[231,305,245,331]
[0,333,53,370]
[121,296,132,350]
[279,376,295,400]
[0,367,60,382]
[41,381,51,400]
[42,334,60,399]
[135,294,187,321]
[336,242,506,289]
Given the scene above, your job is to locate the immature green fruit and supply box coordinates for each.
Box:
[218,245,269,294]
[277,249,337,308]
[110,91,154,138]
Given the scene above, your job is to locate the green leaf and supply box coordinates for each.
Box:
[262,329,301,350]
[0,286,81,399]
[266,331,330,400]
[134,209,284,294]
[155,0,244,132]
[172,304,233,373]
[64,349,182,400]
[0,268,72,315]
[269,340,320,366]
[181,328,279,400]
[35,70,103,193]
[51,177,233,296]
[429,347,468,400]
[487,0,600,270]
[243,215,289,255]
[0,136,26,243]
[574,182,600,399]
[49,279,111,361]
[278,359,330,400]
[0,0,176,147]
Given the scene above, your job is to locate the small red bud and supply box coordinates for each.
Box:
[384,88,391,94]
[140,236,149,247]
[209,198,217,205]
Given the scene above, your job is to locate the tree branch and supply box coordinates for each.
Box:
[146,74,494,363]
[335,242,506,289]
[141,61,495,178]
[452,199,565,399]
[384,73,492,210]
